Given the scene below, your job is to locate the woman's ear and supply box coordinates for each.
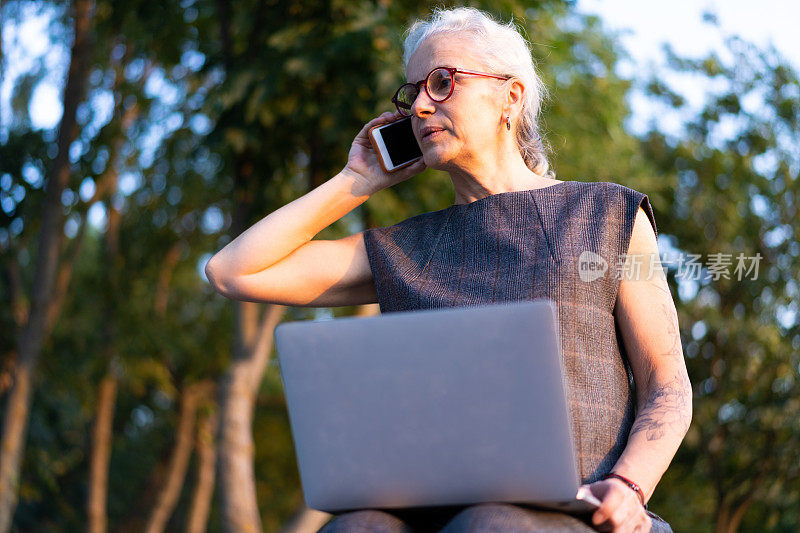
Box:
[503,77,525,124]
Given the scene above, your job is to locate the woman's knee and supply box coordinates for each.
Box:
[438,503,595,533]
[318,509,415,533]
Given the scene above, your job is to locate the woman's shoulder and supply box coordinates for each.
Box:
[567,180,653,218]
[370,205,451,230]
[568,179,648,199]
[548,179,655,231]
[567,179,657,237]
[362,205,452,246]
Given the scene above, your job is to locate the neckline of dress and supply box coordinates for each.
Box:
[447,180,571,208]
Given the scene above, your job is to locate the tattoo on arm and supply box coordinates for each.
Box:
[630,374,692,442]
[658,303,683,360]
[646,264,671,296]
[636,268,683,360]
[622,255,690,441]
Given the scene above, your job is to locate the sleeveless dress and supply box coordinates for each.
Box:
[360,180,672,532]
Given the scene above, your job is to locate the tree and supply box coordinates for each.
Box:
[638,34,800,532]
[0,2,95,529]
[2,1,227,530]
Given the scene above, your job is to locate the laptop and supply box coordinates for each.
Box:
[274,299,600,514]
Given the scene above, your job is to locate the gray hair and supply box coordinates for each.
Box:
[403,7,553,177]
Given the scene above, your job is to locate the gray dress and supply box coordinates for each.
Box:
[355,180,671,532]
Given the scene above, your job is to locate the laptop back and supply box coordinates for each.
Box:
[274,300,580,512]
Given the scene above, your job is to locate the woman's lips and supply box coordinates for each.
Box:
[422,128,445,141]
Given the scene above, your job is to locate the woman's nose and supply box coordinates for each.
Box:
[412,88,435,117]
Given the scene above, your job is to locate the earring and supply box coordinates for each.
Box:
[505,115,511,131]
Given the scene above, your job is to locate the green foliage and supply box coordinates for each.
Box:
[640,35,800,532]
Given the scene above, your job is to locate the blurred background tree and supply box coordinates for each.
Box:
[0,0,797,532]
[639,34,800,532]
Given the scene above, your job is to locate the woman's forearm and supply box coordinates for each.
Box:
[609,370,693,502]
[609,207,694,505]
[206,169,374,279]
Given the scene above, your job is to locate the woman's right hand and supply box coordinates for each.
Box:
[342,111,427,195]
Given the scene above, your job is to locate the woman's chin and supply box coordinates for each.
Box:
[422,149,452,170]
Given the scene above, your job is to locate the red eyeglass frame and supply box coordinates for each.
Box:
[392,66,511,116]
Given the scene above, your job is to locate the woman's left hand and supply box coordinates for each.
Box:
[585,478,651,532]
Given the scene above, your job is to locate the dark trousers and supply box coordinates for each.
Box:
[319,503,599,532]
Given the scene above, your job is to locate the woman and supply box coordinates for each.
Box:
[205,7,692,533]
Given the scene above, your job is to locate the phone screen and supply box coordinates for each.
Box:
[380,118,423,167]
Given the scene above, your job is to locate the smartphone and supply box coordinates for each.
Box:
[368,116,423,173]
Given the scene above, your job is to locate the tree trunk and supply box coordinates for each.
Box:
[276,505,331,533]
[4,259,27,329]
[0,1,94,530]
[715,491,756,533]
[186,405,218,533]
[0,351,16,398]
[85,66,134,530]
[154,242,185,316]
[726,501,751,533]
[713,447,770,533]
[353,303,380,317]
[715,503,731,533]
[87,374,118,533]
[275,304,375,533]
[145,382,209,533]
[217,302,285,533]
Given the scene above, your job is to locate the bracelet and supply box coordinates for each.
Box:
[602,473,647,509]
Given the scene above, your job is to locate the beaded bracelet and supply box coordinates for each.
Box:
[602,472,647,509]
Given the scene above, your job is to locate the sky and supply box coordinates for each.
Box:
[1,8,67,130]
[576,0,800,135]
[578,0,800,71]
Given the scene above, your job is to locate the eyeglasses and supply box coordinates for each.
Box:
[392,66,510,117]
